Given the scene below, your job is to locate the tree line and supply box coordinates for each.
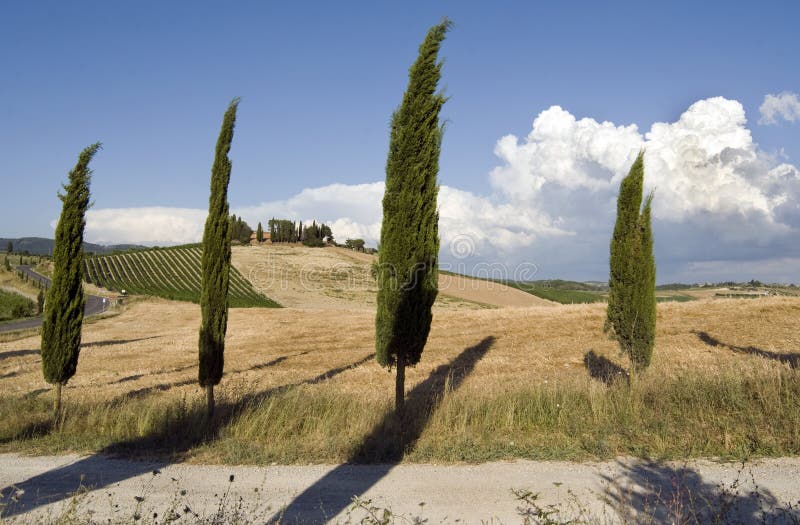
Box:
[267,218,333,247]
[36,19,656,427]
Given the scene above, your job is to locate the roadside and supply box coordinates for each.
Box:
[1,454,799,523]
[0,266,106,333]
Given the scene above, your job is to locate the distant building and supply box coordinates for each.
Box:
[249,231,271,245]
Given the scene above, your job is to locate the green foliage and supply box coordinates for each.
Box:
[375,20,450,371]
[0,289,35,321]
[41,143,100,385]
[82,246,278,307]
[256,222,263,243]
[513,284,606,304]
[37,288,45,314]
[605,152,656,372]
[3,256,9,271]
[199,98,238,388]
[229,214,253,244]
[345,238,366,252]
[5,240,12,254]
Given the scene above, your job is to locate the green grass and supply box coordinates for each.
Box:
[506,282,607,304]
[0,289,35,321]
[83,245,280,308]
[656,294,695,303]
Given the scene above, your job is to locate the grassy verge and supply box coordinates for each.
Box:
[2,363,798,464]
[0,289,36,322]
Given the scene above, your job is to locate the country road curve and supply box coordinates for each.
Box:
[1,454,799,523]
[0,265,106,333]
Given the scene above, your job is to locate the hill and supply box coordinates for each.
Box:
[83,245,279,308]
[1,237,146,256]
[231,244,555,309]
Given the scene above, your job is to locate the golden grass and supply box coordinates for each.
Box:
[1,296,799,463]
[231,244,550,309]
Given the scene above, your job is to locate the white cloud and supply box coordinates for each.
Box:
[83,207,207,246]
[759,91,800,125]
[77,96,800,281]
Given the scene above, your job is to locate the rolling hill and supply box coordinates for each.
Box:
[83,245,280,308]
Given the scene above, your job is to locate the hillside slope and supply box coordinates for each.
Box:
[231,244,555,309]
[84,245,279,308]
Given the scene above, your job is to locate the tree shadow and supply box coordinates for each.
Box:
[0,349,39,362]
[0,420,53,446]
[116,350,340,402]
[80,336,159,349]
[583,350,628,386]
[269,335,496,524]
[694,331,800,369]
[603,459,800,523]
[0,353,375,519]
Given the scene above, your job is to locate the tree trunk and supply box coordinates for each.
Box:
[206,384,215,418]
[395,360,405,418]
[53,383,62,427]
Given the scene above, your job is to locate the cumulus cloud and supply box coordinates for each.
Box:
[759,91,800,125]
[79,96,800,281]
[83,207,207,246]
[235,182,571,256]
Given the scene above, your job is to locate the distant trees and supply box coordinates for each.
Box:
[5,241,12,254]
[345,238,366,252]
[375,20,449,415]
[256,222,264,243]
[41,143,100,424]
[605,152,656,373]
[37,288,45,315]
[199,98,238,418]
[268,218,299,243]
[267,218,333,246]
[302,221,332,247]
[229,214,253,244]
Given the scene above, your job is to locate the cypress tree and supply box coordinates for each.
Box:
[375,20,450,415]
[256,222,263,243]
[41,143,100,423]
[605,152,656,373]
[199,98,238,417]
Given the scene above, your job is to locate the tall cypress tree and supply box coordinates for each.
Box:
[41,143,100,422]
[199,98,238,417]
[256,222,263,243]
[605,152,656,373]
[375,20,450,415]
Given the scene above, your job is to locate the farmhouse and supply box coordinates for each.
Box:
[250,231,271,245]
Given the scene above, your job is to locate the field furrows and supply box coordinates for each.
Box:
[83,247,279,308]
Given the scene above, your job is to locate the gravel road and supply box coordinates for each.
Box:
[1,454,799,523]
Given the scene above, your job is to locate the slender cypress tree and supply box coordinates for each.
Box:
[199,98,238,417]
[41,143,100,423]
[256,222,263,243]
[375,20,450,415]
[605,152,656,372]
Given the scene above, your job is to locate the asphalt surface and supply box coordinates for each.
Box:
[1,454,799,523]
[0,265,105,333]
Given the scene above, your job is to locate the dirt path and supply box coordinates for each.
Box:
[1,454,799,523]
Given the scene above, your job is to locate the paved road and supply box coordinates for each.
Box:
[0,265,105,333]
[1,454,799,523]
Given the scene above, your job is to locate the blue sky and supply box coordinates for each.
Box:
[2,1,800,282]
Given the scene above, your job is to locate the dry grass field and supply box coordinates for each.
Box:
[232,244,552,309]
[1,289,799,464]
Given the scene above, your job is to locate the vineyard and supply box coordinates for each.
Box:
[83,245,280,308]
